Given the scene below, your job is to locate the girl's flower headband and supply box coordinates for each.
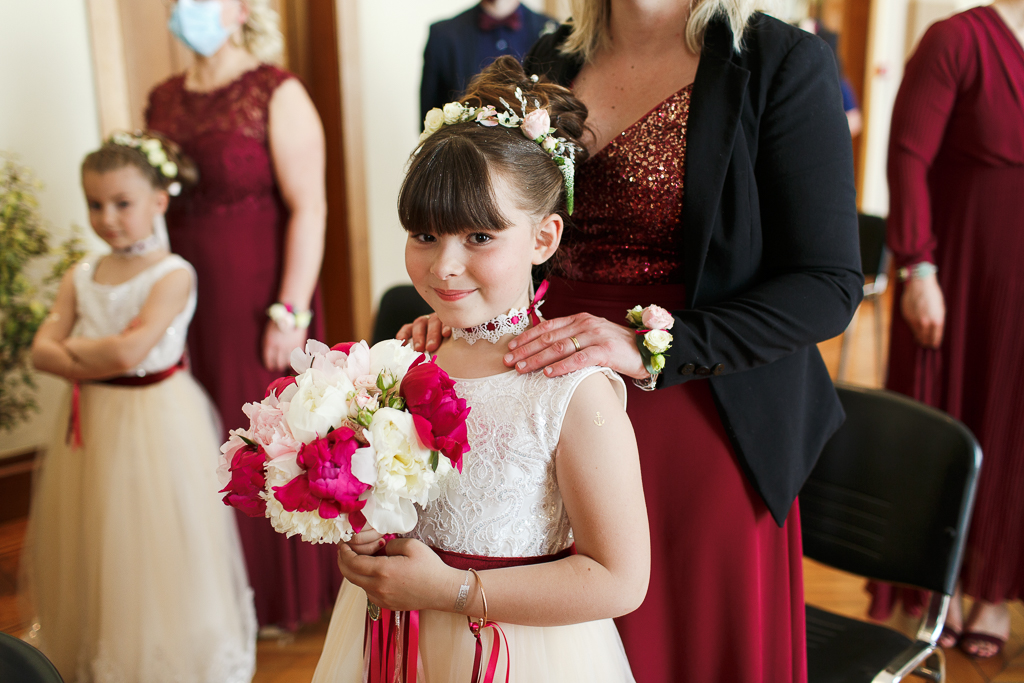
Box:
[419,80,578,214]
[109,132,182,196]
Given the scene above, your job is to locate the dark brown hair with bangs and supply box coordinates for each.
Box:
[398,56,588,237]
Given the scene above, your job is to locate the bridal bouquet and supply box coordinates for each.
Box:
[217,339,470,544]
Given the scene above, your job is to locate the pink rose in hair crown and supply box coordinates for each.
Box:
[400,357,471,472]
[219,437,269,518]
[273,427,370,522]
[641,305,675,331]
[521,108,551,141]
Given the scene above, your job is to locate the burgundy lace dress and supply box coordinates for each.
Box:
[147,64,340,629]
[543,85,806,683]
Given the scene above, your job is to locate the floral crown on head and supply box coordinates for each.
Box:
[419,78,578,214]
[109,132,182,196]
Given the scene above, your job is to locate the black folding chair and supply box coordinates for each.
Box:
[838,213,892,384]
[371,285,433,345]
[801,385,981,683]
[0,632,64,683]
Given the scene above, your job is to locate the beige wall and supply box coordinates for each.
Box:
[0,0,106,458]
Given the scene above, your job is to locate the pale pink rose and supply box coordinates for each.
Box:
[521,108,550,141]
[476,105,499,127]
[354,390,377,410]
[641,305,675,331]
[243,400,285,448]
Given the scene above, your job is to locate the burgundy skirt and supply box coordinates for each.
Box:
[544,277,807,683]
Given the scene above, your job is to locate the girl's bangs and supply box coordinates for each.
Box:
[398,133,511,236]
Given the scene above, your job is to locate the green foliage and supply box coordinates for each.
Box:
[0,153,84,432]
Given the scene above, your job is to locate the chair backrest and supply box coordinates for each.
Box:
[371,285,434,345]
[0,632,64,683]
[800,385,981,596]
[857,213,888,278]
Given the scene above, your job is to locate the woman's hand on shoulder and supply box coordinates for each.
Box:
[337,537,460,613]
[395,313,450,353]
[506,313,648,379]
[900,273,945,349]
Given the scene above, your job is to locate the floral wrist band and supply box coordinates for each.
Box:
[109,132,182,196]
[420,79,578,214]
[267,302,312,332]
[896,261,938,282]
[626,305,675,392]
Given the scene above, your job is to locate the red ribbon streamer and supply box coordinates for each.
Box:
[362,545,573,683]
[66,356,187,450]
[527,279,549,327]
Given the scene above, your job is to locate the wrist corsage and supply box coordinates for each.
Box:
[626,304,674,392]
[267,302,312,332]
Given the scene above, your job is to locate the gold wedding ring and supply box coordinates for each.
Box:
[570,336,582,352]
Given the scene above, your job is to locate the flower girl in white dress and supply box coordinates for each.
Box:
[23,134,256,683]
[312,57,649,682]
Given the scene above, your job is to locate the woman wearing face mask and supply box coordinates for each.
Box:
[147,0,337,634]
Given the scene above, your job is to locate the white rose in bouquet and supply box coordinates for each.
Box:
[284,368,354,443]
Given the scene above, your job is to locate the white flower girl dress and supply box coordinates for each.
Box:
[22,254,256,683]
[312,367,636,683]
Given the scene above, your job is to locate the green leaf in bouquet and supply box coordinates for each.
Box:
[430,450,439,472]
[240,435,258,448]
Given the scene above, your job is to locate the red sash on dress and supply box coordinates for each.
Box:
[66,356,187,449]
[363,545,575,683]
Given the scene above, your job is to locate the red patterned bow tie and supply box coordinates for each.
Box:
[478,8,522,32]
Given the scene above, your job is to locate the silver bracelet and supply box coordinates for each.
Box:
[454,569,472,612]
[633,373,659,392]
[896,262,937,282]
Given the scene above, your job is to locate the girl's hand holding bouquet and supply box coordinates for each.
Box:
[217,339,470,544]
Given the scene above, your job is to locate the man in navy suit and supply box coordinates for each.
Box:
[421,1,557,119]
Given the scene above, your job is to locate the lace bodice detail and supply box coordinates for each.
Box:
[72,254,196,376]
[146,64,293,207]
[410,367,626,557]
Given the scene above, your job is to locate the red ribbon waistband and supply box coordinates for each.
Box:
[67,356,187,449]
[364,545,574,683]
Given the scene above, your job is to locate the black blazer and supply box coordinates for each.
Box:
[526,14,863,525]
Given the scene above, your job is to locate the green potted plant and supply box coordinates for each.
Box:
[1,153,84,432]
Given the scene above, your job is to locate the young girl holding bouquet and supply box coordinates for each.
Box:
[312,56,649,682]
[23,134,256,683]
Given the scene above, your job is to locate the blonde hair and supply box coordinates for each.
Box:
[236,0,283,63]
[561,0,764,60]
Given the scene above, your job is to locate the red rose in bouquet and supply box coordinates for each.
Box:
[220,441,268,518]
[400,357,471,472]
[272,427,371,522]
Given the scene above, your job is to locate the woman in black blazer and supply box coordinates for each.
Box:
[403,2,861,680]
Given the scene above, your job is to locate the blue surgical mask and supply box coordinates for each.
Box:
[168,0,231,57]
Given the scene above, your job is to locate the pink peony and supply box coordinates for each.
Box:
[220,442,268,518]
[265,375,296,399]
[272,427,371,523]
[400,357,471,472]
[521,108,551,141]
[641,305,675,331]
[331,342,356,354]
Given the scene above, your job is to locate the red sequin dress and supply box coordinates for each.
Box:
[544,84,807,683]
[147,64,340,630]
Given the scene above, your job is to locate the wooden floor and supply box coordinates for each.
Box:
[2,290,1022,682]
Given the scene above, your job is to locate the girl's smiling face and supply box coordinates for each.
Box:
[405,172,562,330]
[82,165,168,250]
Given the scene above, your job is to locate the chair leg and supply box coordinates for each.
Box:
[912,648,944,682]
[837,305,859,381]
[873,295,886,386]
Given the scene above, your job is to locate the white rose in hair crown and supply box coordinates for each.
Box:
[217,339,471,543]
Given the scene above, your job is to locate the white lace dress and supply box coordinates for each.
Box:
[312,367,636,683]
[21,254,257,683]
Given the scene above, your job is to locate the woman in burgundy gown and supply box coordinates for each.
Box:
[407,2,862,680]
[147,0,340,631]
[869,2,1024,658]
